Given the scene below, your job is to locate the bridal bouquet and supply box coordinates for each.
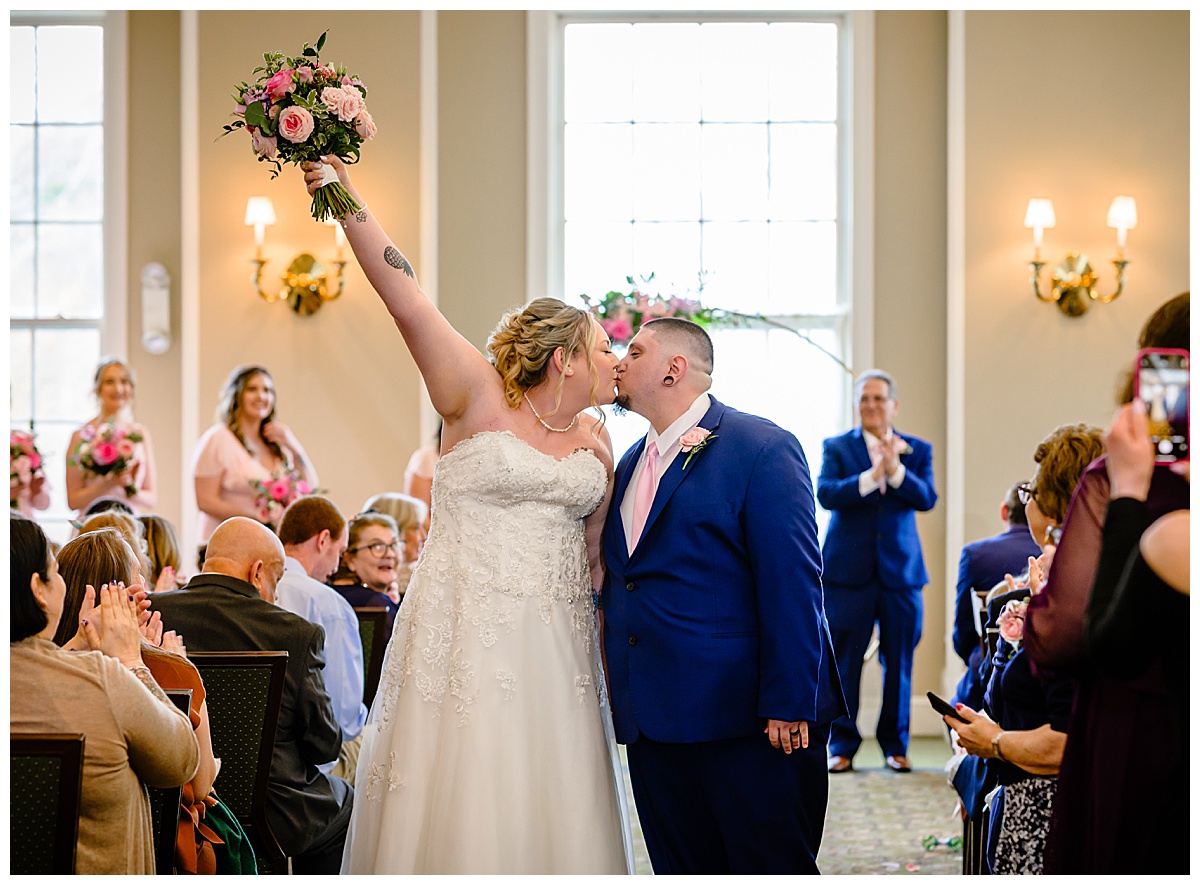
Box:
[251,468,317,532]
[10,429,45,507]
[68,422,143,497]
[581,274,713,347]
[221,31,376,221]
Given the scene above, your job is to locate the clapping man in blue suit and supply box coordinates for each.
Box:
[817,369,937,774]
[601,318,845,874]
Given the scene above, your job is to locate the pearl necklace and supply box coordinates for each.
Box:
[524,393,577,433]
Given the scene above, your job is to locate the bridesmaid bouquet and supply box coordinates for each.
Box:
[251,468,317,532]
[10,429,45,507]
[221,31,376,221]
[69,422,143,497]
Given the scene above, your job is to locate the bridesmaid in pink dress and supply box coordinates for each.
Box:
[191,365,318,546]
[66,359,158,517]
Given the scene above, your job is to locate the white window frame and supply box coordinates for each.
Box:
[527,10,874,428]
[9,9,128,537]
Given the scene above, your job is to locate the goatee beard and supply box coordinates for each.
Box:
[613,394,631,415]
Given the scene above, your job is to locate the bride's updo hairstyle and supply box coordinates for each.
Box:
[487,297,599,415]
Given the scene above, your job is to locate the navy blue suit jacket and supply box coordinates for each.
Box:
[952,524,1042,664]
[602,398,845,745]
[816,428,937,590]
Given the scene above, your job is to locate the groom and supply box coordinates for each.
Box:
[601,318,845,874]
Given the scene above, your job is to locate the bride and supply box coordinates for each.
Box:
[301,158,633,874]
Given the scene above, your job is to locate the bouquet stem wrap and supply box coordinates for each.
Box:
[312,162,361,222]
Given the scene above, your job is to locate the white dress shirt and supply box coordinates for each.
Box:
[857,427,908,497]
[276,556,368,750]
[621,392,712,552]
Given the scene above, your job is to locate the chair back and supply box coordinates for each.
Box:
[146,689,192,875]
[10,733,85,874]
[354,607,388,708]
[189,652,288,874]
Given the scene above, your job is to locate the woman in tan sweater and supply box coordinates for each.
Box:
[10,516,198,874]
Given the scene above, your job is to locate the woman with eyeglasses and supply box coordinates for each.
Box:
[328,512,402,647]
[943,423,1104,874]
[360,493,429,599]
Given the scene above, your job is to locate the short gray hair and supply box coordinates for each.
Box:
[853,368,897,402]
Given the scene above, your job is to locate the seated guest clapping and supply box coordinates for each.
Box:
[152,517,353,874]
[328,511,401,647]
[276,496,366,786]
[10,516,199,875]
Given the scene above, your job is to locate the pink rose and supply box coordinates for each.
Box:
[249,126,278,158]
[321,86,363,123]
[265,69,295,101]
[296,480,311,495]
[116,438,137,459]
[997,599,1027,646]
[26,450,41,470]
[278,106,315,144]
[680,427,712,452]
[296,66,314,84]
[269,478,292,502]
[92,441,118,466]
[354,109,377,140]
[601,317,633,344]
[12,455,31,482]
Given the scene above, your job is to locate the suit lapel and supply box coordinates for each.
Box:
[850,428,874,473]
[629,398,727,564]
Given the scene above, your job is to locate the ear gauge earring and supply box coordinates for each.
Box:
[662,376,674,386]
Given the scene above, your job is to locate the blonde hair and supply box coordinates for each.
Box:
[486,298,599,418]
[93,358,135,396]
[139,514,182,585]
[79,511,152,578]
[361,493,427,532]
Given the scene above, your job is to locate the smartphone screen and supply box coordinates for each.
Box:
[1136,348,1189,463]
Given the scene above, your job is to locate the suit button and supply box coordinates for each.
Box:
[628,635,638,646]
[626,581,635,591]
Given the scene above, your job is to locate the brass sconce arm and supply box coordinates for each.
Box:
[251,253,348,316]
[1092,258,1129,304]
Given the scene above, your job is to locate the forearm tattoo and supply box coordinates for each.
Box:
[383,246,415,278]
[129,665,173,706]
[353,208,368,223]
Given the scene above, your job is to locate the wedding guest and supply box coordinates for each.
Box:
[192,365,318,545]
[153,517,352,873]
[328,511,401,649]
[75,510,153,584]
[275,496,364,786]
[818,369,937,773]
[361,492,428,597]
[1023,293,1189,874]
[946,422,1105,875]
[302,156,627,873]
[141,514,184,592]
[11,516,199,875]
[951,483,1042,709]
[329,511,404,620]
[65,358,157,516]
[403,420,441,532]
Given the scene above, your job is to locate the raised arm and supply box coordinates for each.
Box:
[302,158,500,426]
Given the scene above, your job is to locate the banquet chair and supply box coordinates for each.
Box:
[189,652,288,875]
[354,606,388,708]
[10,733,85,874]
[146,688,193,875]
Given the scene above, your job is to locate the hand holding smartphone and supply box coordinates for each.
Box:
[1135,347,1189,463]
[927,691,968,723]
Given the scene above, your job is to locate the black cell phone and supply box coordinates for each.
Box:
[1135,347,1190,463]
[927,691,967,722]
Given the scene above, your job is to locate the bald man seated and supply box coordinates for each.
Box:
[152,517,352,874]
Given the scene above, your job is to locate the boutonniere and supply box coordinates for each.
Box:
[680,427,717,470]
[890,435,913,457]
[996,598,1027,651]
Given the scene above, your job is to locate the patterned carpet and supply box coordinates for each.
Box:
[620,738,963,875]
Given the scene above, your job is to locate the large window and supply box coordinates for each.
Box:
[558,15,853,519]
[10,15,115,543]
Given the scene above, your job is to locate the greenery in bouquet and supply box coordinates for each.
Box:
[221,31,376,221]
[68,421,143,498]
[581,274,715,347]
[251,467,323,532]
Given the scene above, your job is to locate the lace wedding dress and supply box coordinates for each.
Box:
[341,430,634,874]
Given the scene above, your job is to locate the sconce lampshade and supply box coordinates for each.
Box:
[244,196,277,227]
[1106,196,1138,231]
[1024,198,1056,230]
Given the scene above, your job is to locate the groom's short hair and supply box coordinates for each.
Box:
[645,318,714,375]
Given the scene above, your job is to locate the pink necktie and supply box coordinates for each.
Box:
[630,442,659,549]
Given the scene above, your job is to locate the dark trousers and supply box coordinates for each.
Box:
[826,579,923,759]
[288,780,354,875]
[626,725,831,874]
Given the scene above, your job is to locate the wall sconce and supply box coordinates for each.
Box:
[244,196,348,317]
[1024,196,1136,318]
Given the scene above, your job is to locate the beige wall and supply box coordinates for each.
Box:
[118,10,1187,726]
